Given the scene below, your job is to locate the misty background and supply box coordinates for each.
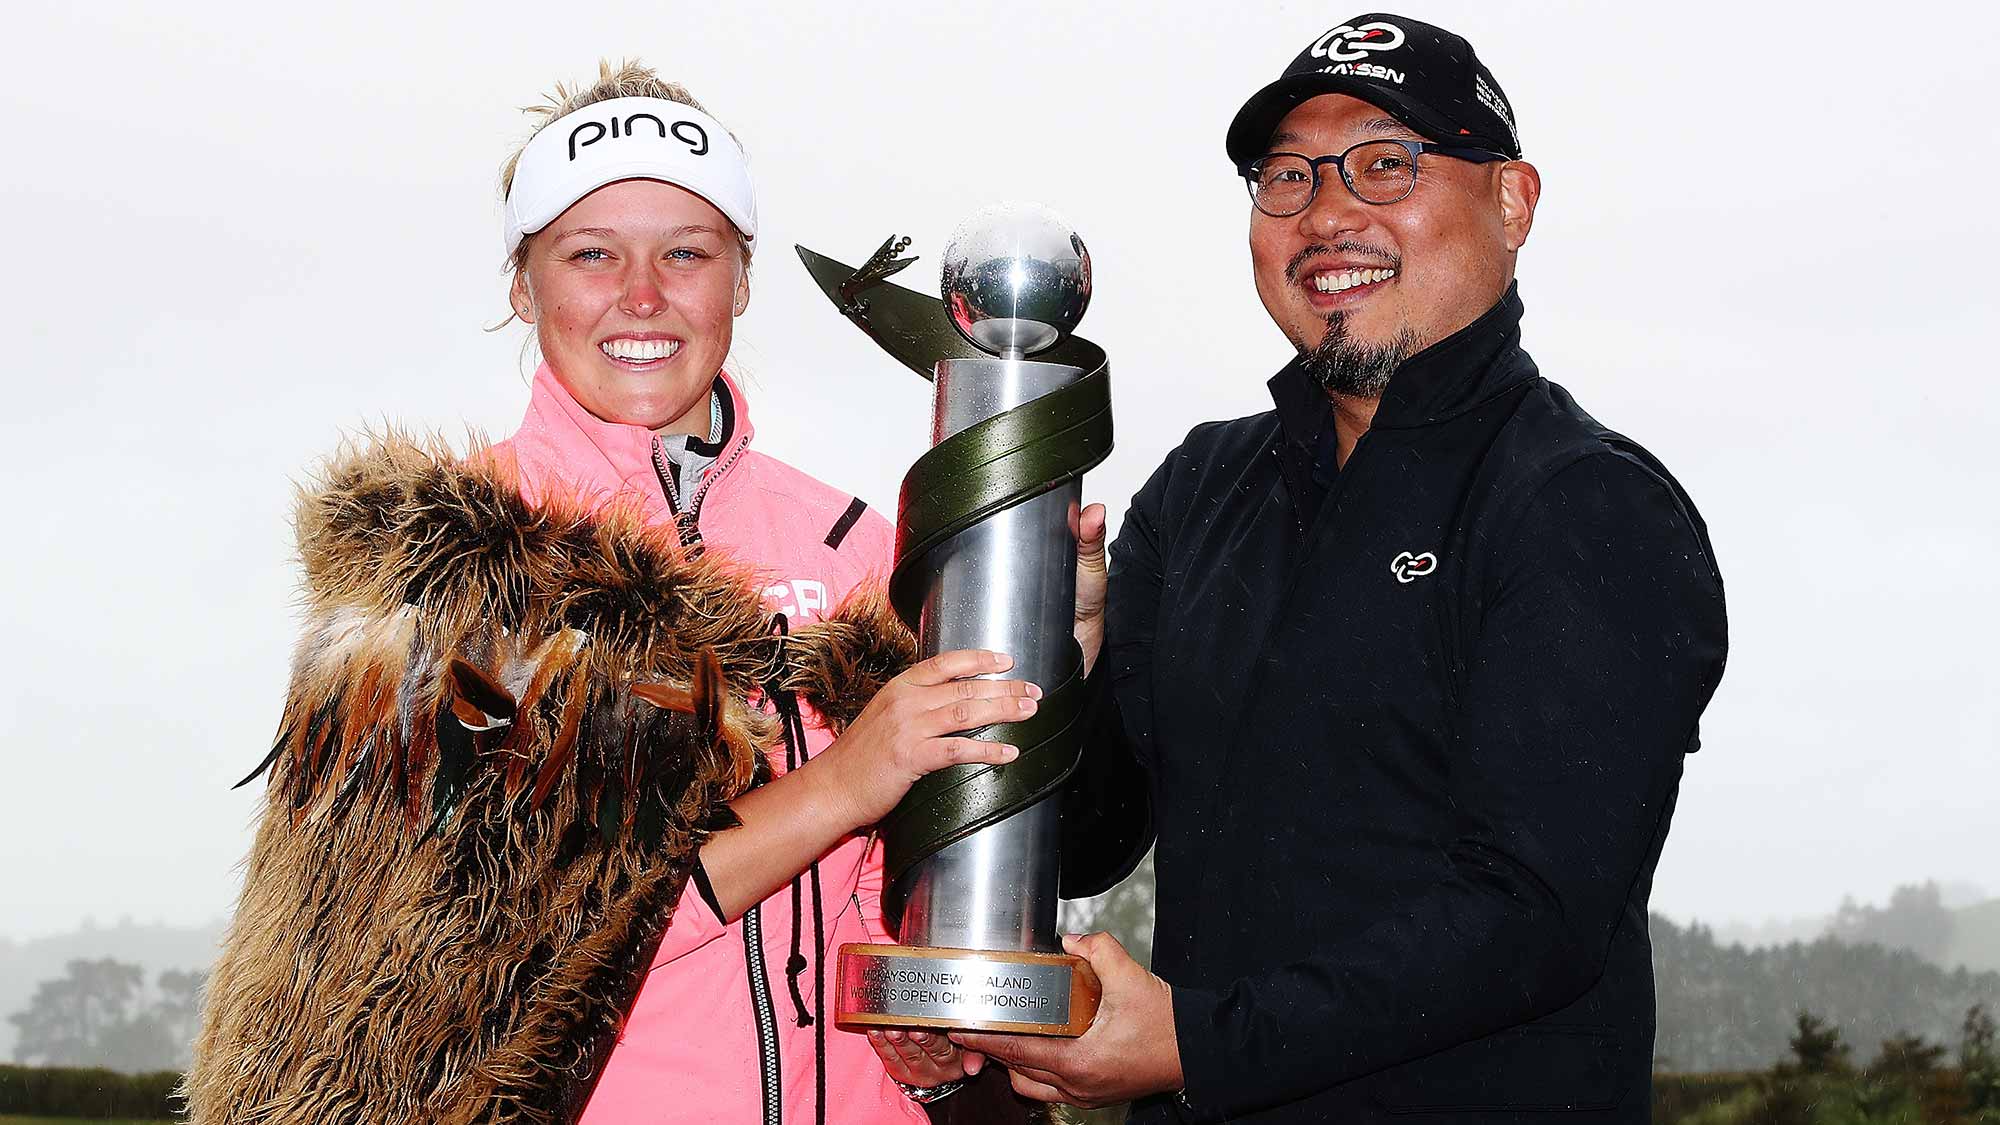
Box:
[2,0,1995,1078]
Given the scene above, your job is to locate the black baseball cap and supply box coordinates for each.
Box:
[1225,14,1522,168]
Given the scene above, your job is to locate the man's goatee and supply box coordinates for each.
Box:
[1297,311,1420,398]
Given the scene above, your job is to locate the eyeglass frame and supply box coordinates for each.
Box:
[1239,139,1512,214]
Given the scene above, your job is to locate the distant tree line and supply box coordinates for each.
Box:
[1654,1004,2000,1123]
[1827,881,1960,965]
[1655,914,2000,1073]
[5,958,205,1073]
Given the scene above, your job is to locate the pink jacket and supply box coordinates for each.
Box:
[493,365,925,1125]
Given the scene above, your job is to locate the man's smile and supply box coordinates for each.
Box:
[1299,262,1399,311]
[1304,264,1398,305]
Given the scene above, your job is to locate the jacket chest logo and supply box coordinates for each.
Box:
[1390,551,1438,583]
[763,579,830,620]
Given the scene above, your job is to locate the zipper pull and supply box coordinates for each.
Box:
[675,511,704,558]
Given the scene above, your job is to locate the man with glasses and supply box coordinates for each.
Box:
[953,13,1729,1123]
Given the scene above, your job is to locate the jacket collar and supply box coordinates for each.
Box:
[1267,281,1534,444]
[509,364,754,515]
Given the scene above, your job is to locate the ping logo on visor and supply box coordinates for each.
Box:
[503,95,757,256]
[566,113,710,161]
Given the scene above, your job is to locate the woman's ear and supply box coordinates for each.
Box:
[733,267,750,317]
[509,268,537,324]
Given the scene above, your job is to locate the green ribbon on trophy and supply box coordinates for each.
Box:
[796,233,1113,923]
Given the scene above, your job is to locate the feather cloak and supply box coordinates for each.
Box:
[184,434,913,1125]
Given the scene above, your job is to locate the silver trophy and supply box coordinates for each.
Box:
[806,205,1110,1037]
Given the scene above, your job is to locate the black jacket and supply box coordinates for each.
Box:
[1088,285,1728,1123]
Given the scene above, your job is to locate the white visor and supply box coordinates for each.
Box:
[503,96,757,256]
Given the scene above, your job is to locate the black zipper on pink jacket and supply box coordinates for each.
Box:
[648,381,818,1125]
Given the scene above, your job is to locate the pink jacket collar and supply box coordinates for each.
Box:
[504,363,754,520]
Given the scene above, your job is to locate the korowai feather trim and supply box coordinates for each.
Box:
[183,432,915,1125]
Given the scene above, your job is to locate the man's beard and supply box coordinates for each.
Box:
[1295,311,1421,398]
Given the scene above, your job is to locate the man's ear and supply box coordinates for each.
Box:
[509,269,536,324]
[1498,161,1541,252]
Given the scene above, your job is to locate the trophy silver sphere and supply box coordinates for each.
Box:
[939,203,1091,358]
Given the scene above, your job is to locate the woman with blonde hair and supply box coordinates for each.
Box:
[188,61,1012,1125]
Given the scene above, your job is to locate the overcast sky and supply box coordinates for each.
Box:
[2,0,1994,940]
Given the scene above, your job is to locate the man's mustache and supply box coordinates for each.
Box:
[1286,242,1402,283]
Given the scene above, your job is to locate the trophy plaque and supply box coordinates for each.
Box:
[796,203,1113,1036]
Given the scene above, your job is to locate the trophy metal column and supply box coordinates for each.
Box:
[796,204,1113,1037]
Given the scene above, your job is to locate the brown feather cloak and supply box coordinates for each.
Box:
[184,434,913,1125]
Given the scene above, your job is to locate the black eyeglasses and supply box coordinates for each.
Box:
[1241,139,1510,214]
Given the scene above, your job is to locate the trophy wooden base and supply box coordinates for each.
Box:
[834,942,1102,1037]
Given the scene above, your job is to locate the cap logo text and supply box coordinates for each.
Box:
[1314,62,1406,84]
[568,114,711,162]
[1473,74,1520,154]
[1310,21,1406,63]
